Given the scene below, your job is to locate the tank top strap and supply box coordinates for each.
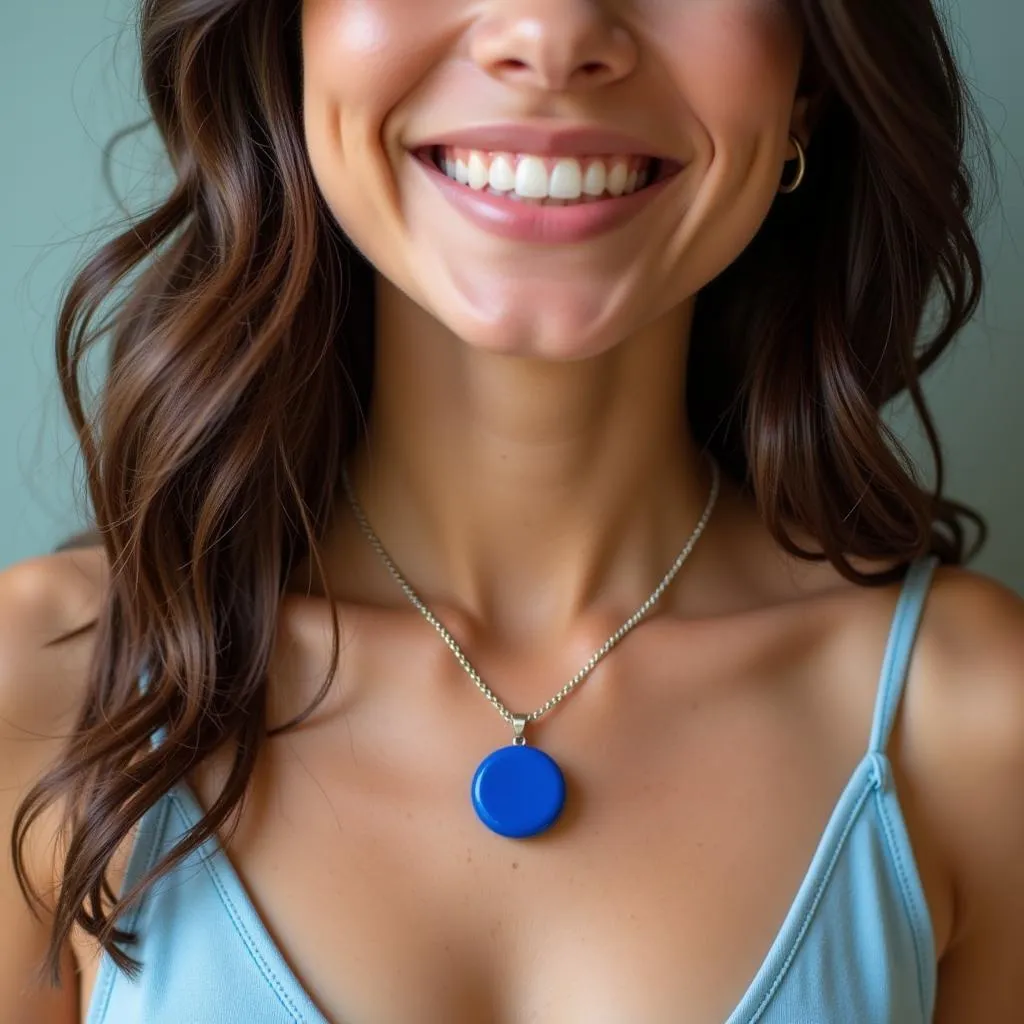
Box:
[867,554,942,756]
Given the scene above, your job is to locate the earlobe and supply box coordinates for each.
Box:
[779,133,807,194]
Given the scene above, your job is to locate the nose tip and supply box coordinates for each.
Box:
[471,4,638,93]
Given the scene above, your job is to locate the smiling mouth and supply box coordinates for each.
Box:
[417,146,683,207]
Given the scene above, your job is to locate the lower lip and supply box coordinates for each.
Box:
[415,155,680,245]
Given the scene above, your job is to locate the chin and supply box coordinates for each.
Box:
[433,297,640,361]
[413,263,655,361]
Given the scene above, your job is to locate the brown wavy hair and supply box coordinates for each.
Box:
[13,0,996,984]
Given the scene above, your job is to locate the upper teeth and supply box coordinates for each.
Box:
[439,148,649,201]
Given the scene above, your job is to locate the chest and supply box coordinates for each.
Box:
[179,635,892,1023]
[78,603,952,1023]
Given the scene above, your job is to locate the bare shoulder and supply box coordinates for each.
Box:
[0,549,109,1020]
[903,565,1024,1020]
[0,545,109,738]
[912,564,1024,766]
[922,562,1023,657]
[0,543,109,815]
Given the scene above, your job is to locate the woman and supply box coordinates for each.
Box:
[3,0,1023,1020]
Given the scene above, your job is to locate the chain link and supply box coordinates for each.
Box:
[341,456,721,737]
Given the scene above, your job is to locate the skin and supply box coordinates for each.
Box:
[300,0,810,636]
[1,1,1023,1022]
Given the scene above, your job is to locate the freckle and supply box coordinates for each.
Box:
[512,861,519,870]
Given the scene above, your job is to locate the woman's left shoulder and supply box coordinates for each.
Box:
[905,563,1024,1016]
[919,562,1024,716]
[917,565,1024,802]
[911,562,1024,789]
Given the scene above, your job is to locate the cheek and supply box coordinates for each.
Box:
[301,0,457,136]
[649,1,803,137]
[301,0,472,315]
[301,0,464,246]
[300,0,420,253]
[302,0,405,136]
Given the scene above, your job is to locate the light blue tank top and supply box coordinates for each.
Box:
[86,555,941,1023]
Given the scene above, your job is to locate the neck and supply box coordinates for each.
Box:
[336,277,720,642]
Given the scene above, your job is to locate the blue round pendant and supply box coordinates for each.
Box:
[471,744,566,839]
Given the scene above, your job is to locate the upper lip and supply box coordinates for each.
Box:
[409,122,679,160]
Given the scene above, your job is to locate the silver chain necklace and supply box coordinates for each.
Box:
[341,455,721,839]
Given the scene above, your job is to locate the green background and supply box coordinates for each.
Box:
[2,0,1021,591]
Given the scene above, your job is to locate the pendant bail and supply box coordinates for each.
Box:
[511,713,529,746]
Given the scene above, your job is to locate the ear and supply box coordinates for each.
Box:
[791,56,837,154]
[789,95,813,153]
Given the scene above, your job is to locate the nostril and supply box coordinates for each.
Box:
[579,62,606,76]
[495,58,530,73]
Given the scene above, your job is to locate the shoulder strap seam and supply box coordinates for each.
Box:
[873,786,937,1020]
[745,775,877,1022]
[165,790,316,1022]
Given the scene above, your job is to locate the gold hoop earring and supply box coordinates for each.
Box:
[778,134,806,194]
